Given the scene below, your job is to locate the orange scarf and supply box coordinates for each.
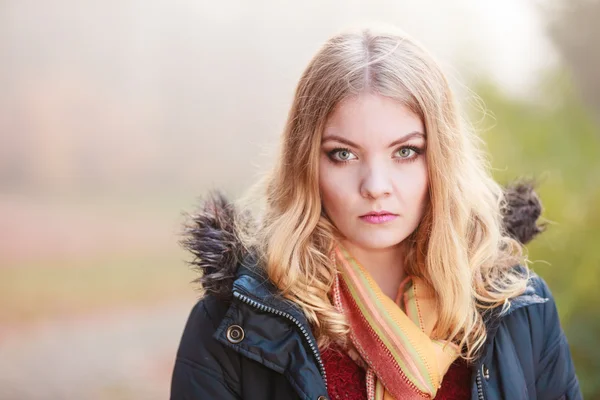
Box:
[331,245,460,399]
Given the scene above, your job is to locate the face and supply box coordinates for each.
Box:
[319,92,429,252]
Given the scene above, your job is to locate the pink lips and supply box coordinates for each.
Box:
[359,211,398,224]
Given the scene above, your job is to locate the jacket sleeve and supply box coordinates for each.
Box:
[533,277,582,400]
[170,297,241,400]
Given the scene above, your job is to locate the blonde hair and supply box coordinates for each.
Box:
[239,25,528,360]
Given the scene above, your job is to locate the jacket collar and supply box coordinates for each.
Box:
[232,255,549,349]
[214,258,328,400]
[238,265,547,324]
[232,259,312,327]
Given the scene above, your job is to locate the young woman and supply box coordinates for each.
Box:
[171,26,581,400]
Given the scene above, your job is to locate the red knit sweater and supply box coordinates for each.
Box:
[321,344,471,400]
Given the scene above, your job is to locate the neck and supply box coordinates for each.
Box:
[340,240,407,299]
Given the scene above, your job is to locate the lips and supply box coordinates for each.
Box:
[359,211,398,224]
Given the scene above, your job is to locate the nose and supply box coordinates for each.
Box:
[360,162,392,199]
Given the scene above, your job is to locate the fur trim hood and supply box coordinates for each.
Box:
[180,182,545,300]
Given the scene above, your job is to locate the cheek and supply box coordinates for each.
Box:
[414,165,429,211]
[319,175,341,215]
[397,162,429,207]
[416,169,429,200]
[319,161,352,216]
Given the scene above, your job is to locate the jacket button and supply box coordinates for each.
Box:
[226,325,244,344]
[481,364,490,380]
[317,396,328,400]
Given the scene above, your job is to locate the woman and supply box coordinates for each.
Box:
[171,26,581,400]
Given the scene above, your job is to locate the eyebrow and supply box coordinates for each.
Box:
[321,131,425,149]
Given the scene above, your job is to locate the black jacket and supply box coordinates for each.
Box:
[171,184,582,400]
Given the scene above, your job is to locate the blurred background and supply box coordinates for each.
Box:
[1,0,599,399]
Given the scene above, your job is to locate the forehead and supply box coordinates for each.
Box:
[323,93,424,144]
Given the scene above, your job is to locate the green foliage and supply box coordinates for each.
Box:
[473,72,600,398]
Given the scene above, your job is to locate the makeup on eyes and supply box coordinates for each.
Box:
[324,143,425,165]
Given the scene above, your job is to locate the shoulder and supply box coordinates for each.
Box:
[172,294,242,391]
[504,270,558,330]
[171,295,245,398]
[177,294,231,358]
[501,270,566,359]
[175,294,235,372]
[501,272,582,398]
[526,271,554,300]
[524,272,563,345]
[514,271,559,329]
[483,267,562,360]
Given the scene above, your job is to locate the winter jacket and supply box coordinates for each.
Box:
[170,184,582,400]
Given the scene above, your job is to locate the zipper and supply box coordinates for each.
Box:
[232,290,328,389]
[476,368,485,400]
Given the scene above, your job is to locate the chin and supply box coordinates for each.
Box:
[347,232,407,251]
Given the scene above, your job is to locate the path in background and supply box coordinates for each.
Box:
[0,300,194,400]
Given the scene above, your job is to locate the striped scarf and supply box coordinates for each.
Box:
[331,245,460,400]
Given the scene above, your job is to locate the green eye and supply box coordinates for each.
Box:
[397,148,415,158]
[338,150,352,160]
[329,148,357,162]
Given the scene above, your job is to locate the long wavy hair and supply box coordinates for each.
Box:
[238,25,528,360]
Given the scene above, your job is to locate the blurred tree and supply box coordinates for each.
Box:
[473,71,600,399]
[546,0,600,125]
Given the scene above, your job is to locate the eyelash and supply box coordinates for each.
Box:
[327,145,424,165]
